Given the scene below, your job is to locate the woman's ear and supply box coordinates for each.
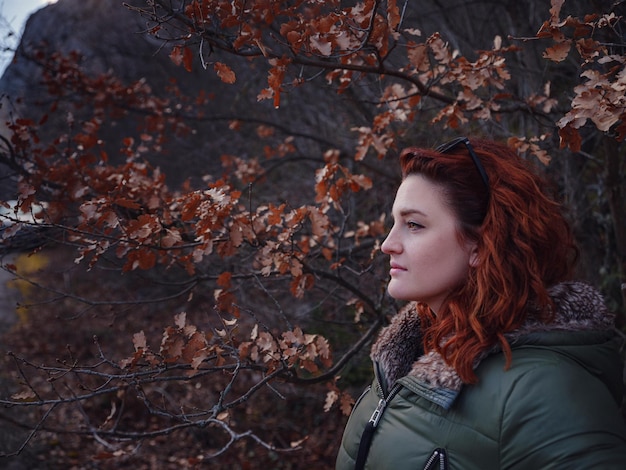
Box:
[468,243,479,268]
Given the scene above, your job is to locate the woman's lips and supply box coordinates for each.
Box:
[389,262,406,275]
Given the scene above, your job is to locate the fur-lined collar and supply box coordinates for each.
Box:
[371,281,615,397]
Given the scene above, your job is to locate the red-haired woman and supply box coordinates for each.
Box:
[336,138,626,469]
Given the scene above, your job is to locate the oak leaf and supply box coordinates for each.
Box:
[11,389,37,401]
[324,390,338,412]
[340,392,356,415]
[132,330,147,351]
[214,62,236,84]
[543,41,571,62]
[174,312,187,329]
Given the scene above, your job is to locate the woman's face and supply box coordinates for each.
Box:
[381,174,477,313]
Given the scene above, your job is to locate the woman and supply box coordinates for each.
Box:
[336,138,626,469]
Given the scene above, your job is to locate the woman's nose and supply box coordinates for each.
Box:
[381,227,399,254]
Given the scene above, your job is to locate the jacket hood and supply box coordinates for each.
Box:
[371,281,621,402]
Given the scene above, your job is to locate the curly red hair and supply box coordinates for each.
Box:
[399,138,578,383]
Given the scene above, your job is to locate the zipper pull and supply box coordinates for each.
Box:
[368,384,402,428]
[368,398,386,427]
[422,447,448,470]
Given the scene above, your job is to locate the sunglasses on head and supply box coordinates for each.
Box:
[436,137,490,197]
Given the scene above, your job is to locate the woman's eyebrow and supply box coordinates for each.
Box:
[397,208,428,218]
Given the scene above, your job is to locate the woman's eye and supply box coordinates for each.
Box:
[407,221,424,230]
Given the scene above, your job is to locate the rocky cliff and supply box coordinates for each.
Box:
[0,0,357,200]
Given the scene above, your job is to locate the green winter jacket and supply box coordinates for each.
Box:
[336,282,626,469]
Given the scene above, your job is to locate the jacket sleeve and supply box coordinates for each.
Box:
[499,355,626,469]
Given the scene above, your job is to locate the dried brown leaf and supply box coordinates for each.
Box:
[214,62,236,84]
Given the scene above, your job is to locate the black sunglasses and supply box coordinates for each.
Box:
[436,137,490,197]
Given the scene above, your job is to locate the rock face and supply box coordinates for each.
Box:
[4,2,128,111]
[1,0,198,105]
[0,0,222,197]
[0,0,356,200]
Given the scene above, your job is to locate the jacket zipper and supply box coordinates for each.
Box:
[355,365,449,470]
[354,379,449,470]
[422,447,448,470]
[354,383,402,470]
[368,382,402,427]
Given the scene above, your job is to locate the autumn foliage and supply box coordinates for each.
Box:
[0,0,624,467]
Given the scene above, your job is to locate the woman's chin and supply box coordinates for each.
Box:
[386,285,412,301]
